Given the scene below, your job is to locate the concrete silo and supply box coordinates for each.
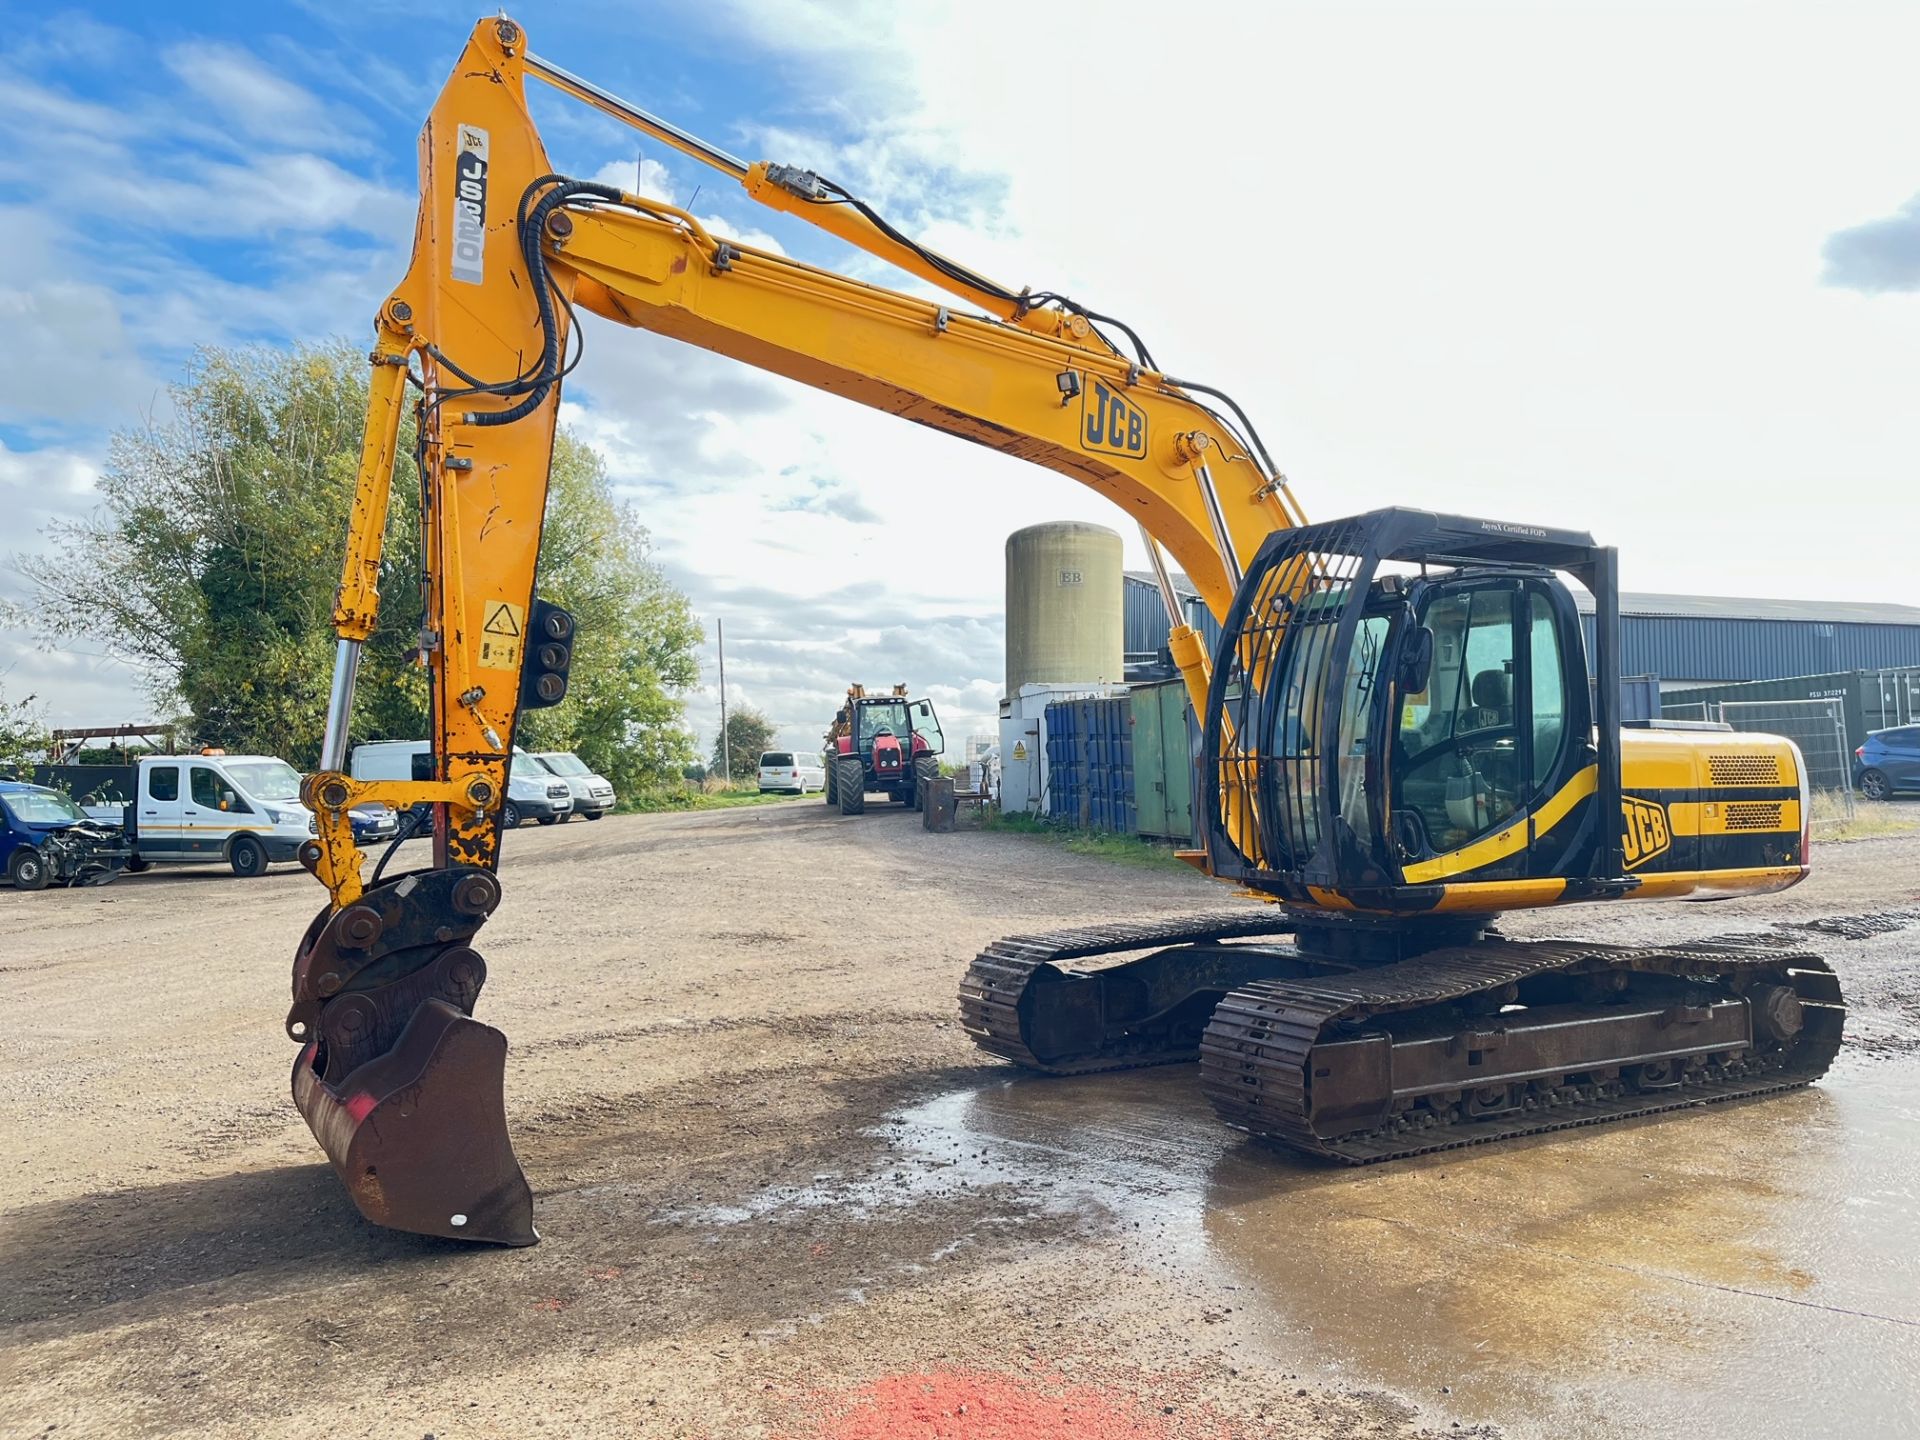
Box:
[999,522,1125,813]
[1004,521,1125,696]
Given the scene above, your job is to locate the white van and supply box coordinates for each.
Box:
[758,750,826,794]
[349,742,573,828]
[59,753,315,877]
[529,751,616,819]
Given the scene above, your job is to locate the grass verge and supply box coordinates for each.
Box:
[1810,789,1919,842]
[983,809,1191,870]
[624,782,813,814]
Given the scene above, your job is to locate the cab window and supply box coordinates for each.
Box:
[1260,595,1391,864]
[1393,586,1519,851]
[913,701,945,755]
[190,765,250,813]
[858,704,907,744]
[1391,582,1578,861]
[1529,591,1565,788]
[147,765,180,802]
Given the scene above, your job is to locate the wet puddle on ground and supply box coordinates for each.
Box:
[689,1058,1920,1437]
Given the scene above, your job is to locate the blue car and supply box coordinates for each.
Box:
[349,802,401,844]
[1,780,132,890]
[1854,725,1920,802]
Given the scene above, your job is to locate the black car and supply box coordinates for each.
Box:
[1854,725,1920,801]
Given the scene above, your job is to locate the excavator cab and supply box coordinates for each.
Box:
[1202,507,1628,915]
[968,507,1839,1158]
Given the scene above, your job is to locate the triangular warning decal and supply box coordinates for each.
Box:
[484,603,521,637]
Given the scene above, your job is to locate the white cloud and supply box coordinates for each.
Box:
[592,157,678,200]
[0,439,161,725]
[1823,193,1920,293]
[161,41,362,152]
[0,279,157,427]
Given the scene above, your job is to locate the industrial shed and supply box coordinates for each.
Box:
[1574,592,1920,690]
[1123,569,1200,673]
[1122,573,1920,692]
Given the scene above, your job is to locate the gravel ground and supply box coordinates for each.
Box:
[2,804,1916,1439]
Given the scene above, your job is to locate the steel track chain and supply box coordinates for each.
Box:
[1199,936,1845,1163]
[957,909,1297,1072]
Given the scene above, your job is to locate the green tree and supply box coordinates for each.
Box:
[0,683,49,772]
[711,707,777,784]
[19,342,699,787]
[513,440,701,793]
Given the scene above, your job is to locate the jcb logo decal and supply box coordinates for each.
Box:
[1079,376,1147,458]
[1621,795,1671,870]
[451,124,490,285]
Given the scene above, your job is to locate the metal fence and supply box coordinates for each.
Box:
[1660,700,1713,723]
[1715,697,1853,826]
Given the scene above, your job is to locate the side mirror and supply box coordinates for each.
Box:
[1397,626,1435,694]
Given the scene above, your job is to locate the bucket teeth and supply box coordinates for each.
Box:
[293,998,536,1246]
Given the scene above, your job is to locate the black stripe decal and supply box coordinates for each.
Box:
[1635,786,1799,804]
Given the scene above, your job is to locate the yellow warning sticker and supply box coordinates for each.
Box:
[478,601,524,670]
[1012,741,1028,761]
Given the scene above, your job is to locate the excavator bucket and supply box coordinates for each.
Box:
[286,868,536,1246]
[292,1000,534,1245]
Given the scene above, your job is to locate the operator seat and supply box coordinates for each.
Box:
[1469,668,1511,729]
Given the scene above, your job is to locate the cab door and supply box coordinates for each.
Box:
[1387,578,1590,883]
[139,762,189,859]
[1517,582,1599,878]
[186,763,252,856]
[911,700,945,757]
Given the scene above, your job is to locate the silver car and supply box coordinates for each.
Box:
[531,751,616,819]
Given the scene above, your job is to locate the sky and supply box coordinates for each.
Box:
[1,0,1916,759]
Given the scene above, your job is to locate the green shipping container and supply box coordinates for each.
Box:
[1131,679,1196,843]
[1662,667,1920,749]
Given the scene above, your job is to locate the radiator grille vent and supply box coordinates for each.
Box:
[1724,801,1784,831]
[1708,754,1783,786]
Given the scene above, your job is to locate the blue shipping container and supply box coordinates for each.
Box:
[1045,695,1135,833]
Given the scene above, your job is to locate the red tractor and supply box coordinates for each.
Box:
[824,684,944,816]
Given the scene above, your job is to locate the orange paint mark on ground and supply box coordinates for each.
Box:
[784,1370,1228,1440]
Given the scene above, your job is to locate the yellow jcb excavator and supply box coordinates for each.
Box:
[291,16,1842,1245]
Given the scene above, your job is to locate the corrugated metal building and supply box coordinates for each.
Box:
[1122,573,1920,692]
[1572,593,1920,689]
[1123,570,1199,662]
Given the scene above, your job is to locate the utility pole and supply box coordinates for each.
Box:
[717,617,729,784]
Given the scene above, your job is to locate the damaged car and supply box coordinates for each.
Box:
[1,780,132,890]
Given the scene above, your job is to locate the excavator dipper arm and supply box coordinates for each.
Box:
[292,15,1299,1245]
